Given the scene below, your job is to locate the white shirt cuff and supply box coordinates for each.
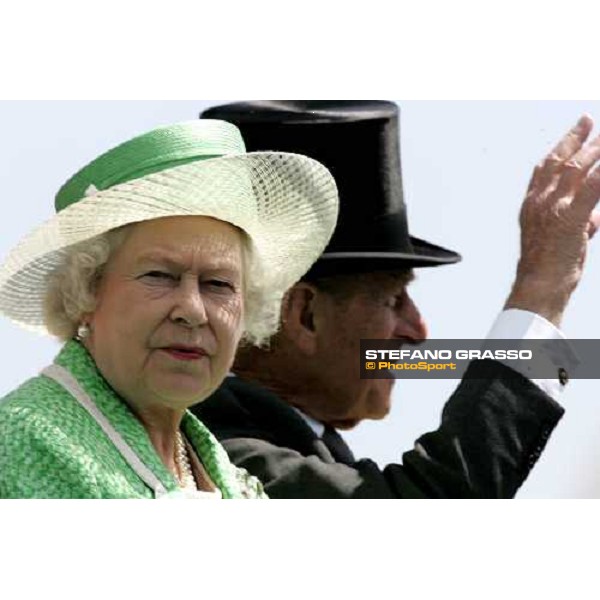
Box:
[485,309,578,401]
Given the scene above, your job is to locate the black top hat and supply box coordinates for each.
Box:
[201,101,461,279]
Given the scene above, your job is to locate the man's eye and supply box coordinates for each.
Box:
[387,295,405,310]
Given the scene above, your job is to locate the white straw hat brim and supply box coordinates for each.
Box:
[0,151,339,334]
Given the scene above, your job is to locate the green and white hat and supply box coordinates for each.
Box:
[0,119,339,333]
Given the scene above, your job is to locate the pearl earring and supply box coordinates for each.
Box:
[75,323,90,341]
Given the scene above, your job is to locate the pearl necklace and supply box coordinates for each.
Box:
[175,431,197,491]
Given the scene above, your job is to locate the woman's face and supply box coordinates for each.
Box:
[85,216,245,411]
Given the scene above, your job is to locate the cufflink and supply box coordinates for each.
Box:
[558,367,569,386]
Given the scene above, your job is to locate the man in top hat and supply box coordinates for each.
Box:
[192,101,599,498]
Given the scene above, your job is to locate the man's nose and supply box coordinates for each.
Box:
[394,292,428,343]
[169,277,208,328]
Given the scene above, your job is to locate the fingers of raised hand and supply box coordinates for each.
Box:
[528,117,600,215]
[565,131,600,175]
[551,136,600,202]
[548,114,593,164]
[529,115,594,191]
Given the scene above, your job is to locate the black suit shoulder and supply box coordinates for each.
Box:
[195,377,322,455]
[192,361,564,498]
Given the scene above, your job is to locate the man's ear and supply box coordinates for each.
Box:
[280,282,320,355]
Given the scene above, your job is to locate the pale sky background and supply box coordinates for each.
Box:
[1,101,599,498]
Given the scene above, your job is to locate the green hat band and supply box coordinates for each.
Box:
[54,120,246,212]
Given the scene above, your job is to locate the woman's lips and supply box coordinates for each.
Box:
[160,347,208,361]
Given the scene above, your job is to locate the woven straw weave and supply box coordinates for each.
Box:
[0,152,338,334]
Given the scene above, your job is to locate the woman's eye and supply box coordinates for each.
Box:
[142,271,175,281]
[203,279,236,292]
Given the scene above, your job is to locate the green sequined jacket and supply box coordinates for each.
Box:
[0,341,267,499]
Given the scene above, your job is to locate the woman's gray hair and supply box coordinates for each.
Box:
[43,224,282,347]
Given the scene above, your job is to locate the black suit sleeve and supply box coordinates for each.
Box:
[198,360,564,498]
[390,360,563,498]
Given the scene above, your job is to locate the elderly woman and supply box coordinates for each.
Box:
[0,120,338,498]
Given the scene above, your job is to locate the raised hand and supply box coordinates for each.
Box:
[505,115,600,326]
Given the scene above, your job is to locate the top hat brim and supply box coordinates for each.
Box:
[200,102,463,280]
[303,236,461,279]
